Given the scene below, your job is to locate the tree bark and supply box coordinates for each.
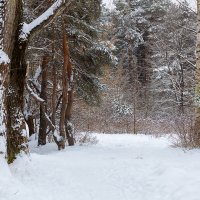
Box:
[51,46,57,128]
[6,0,30,163]
[0,61,8,155]
[50,12,57,134]
[64,22,75,146]
[38,55,48,146]
[0,0,8,153]
[59,25,69,149]
[65,62,75,145]
[65,89,75,146]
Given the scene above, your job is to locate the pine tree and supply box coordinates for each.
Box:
[24,0,112,147]
[112,0,169,118]
[61,0,112,144]
[152,1,196,116]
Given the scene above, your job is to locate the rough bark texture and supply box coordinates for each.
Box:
[0,62,8,155]
[0,0,7,150]
[64,25,75,146]
[65,77,75,145]
[65,91,75,145]
[195,0,200,140]
[38,55,48,146]
[4,1,18,56]
[6,0,29,164]
[49,15,57,140]
[59,27,69,150]
[51,45,56,127]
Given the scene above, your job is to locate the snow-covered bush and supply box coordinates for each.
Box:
[74,132,98,145]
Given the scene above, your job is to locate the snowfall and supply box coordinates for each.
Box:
[1,134,200,200]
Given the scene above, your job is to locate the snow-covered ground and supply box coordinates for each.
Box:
[1,134,200,200]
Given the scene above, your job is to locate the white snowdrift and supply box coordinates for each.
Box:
[1,134,200,200]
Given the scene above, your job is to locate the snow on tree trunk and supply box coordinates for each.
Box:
[6,1,29,162]
[0,1,9,157]
[0,59,9,156]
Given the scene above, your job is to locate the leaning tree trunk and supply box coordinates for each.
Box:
[38,55,48,146]
[195,0,200,142]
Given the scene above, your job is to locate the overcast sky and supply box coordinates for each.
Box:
[103,0,197,11]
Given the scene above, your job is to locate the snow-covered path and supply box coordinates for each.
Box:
[1,134,200,200]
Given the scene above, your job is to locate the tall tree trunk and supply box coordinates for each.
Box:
[38,55,48,146]
[194,0,200,141]
[6,0,29,163]
[51,47,56,128]
[59,25,69,150]
[50,16,57,135]
[7,41,28,163]
[0,62,8,155]
[0,0,8,155]
[65,26,75,146]
[49,29,63,148]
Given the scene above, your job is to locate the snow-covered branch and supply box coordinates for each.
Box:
[44,112,55,131]
[26,83,45,103]
[20,0,72,41]
[27,66,42,93]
